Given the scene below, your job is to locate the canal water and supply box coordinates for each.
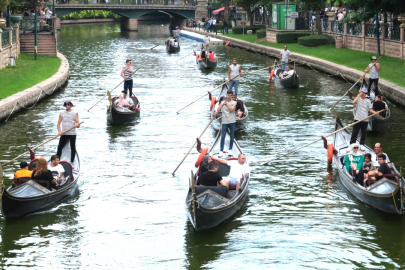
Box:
[1,22,405,269]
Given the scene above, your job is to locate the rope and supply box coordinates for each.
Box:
[5,83,60,122]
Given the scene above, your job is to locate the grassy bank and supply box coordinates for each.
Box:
[0,53,61,100]
[219,31,405,88]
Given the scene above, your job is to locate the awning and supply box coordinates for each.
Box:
[212,5,235,15]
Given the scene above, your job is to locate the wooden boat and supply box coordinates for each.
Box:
[107,96,140,125]
[165,39,180,53]
[1,143,80,218]
[332,118,405,214]
[197,57,217,69]
[272,62,300,88]
[185,129,250,231]
[210,83,248,131]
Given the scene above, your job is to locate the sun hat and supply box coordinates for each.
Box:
[360,87,368,93]
[63,100,74,107]
[371,56,377,60]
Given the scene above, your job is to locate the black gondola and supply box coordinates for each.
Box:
[272,62,300,88]
[107,96,140,124]
[1,143,80,218]
[198,57,217,69]
[165,39,180,53]
[332,118,405,214]
[185,129,250,231]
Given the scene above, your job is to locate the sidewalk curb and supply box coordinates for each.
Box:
[0,52,70,122]
[185,28,405,107]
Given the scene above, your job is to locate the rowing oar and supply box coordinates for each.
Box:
[1,121,84,167]
[150,44,159,50]
[176,65,273,114]
[172,116,218,175]
[175,51,195,63]
[330,56,382,110]
[87,68,140,112]
[260,110,384,166]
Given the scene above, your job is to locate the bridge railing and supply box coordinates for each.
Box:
[56,0,195,5]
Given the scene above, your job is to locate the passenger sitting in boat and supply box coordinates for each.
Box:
[115,92,134,110]
[207,50,216,61]
[14,161,33,186]
[48,155,65,182]
[282,66,294,78]
[372,95,387,117]
[200,161,229,189]
[375,154,395,181]
[215,153,250,194]
[31,158,57,189]
[343,143,365,185]
[172,39,179,48]
[363,153,376,187]
[232,94,244,118]
[370,143,390,167]
[200,50,206,61]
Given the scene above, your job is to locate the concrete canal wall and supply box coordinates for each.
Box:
[184,28,405,107]
[0,52,69,122]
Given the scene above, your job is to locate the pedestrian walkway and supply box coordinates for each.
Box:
[181,30,223,45]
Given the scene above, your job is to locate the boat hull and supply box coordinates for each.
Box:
[198,58,217,69]
[166,44,180,53]
[273,65,300,88]
[107,96,140,124]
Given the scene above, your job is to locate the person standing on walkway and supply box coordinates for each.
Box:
[214,90,237,157]
[173,26,181,42]
[350,88,377,147]
[228,58,243,97]
[365,56,380,96]
[121,59,134,97]
[212,18,217,33]
[57,100,80,163]
[279,46,292,70]
[203,33,211,51]
[223,20,229,34]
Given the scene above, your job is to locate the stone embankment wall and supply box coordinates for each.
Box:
[185,28,405,107]
[0,52,70,122]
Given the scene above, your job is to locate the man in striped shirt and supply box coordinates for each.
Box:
[350,87,377,147]
[121,59,134,97]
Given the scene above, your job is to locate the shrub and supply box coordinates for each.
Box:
[232,25,266,34]
[297,35,335,47]
[256,29,266,39]
[276,32,310,43]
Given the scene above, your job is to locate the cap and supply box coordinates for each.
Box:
[360,87,368,93]
[63,100,74,107]
[371,56,377,60]
[20,161,28,168]
[227,90,234,94]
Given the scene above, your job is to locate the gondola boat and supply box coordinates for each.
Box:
[210,83,248,131]
[107,95,140,124]
[198,57,217,69]
[332,118,405,214]
[185,129,250,231]
[272,62,300,88]
[1,143,80,218]
[165,39,180,53]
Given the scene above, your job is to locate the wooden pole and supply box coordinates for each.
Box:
[87,68,140,112]
[176,51,194,63]
[172,117,218,175]
[330,56,382,110]
[2,121,84,167]
[261,111,384,165]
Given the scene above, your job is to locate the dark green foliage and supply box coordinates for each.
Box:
[276,32,311,43]
[297,35,335,47]
[256,29,266,38]
[232,25,266,34]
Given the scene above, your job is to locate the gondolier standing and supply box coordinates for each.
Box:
[350,88,377,147]
[279,46,292,70]
[57,100,81,163]
[121,59,134,97]
[228,58,243,97]
[203,33,210,51]
[365,56,380,96]
[173,26,181,42]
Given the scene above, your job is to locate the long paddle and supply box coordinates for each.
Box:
[172,116,218,175]
[150,45,159,50]
[176,65,273,114]
[261,110,384,166]
[87,68,140,112]
[330,56,382,110]
[176,51,195,63]
[2,121,84,167]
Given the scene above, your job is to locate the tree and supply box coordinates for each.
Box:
[294,0,326,34]
[235,0,258,25]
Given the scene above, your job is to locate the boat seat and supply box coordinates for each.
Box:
[59,161,74,181]
[10,180,51,197]
[16,177,50,189]
[194,185,228,198]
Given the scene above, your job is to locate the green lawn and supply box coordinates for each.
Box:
[220,32,405,88]
[0,53,61,100]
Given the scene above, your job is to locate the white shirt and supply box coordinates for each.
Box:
[203,36,210,45]
[126,97,134,104]
[212,19,216,25]
[48,164,65,178]
[283,70,294,78]
[371,152,390,167]
[337,13,344,21]
[227,160,250,179]
[280,49,291,62]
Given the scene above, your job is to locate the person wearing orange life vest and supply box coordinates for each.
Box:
[207,50,216,61]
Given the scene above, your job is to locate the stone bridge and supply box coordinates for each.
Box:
[54,1,208,30]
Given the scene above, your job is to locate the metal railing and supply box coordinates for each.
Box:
[387,26,400,41]
[347,23,361,36]
[2,30,10,47]
[22,16,51,33]
[365,24,381,38]
[57,0,195,5]
[331,21,343,34]
[12,28,16,43]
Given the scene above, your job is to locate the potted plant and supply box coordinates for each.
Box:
[0,0,12,28]
[398,13,405,24]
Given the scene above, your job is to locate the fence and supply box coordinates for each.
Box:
[0,24,20,69]
[1,30,9,48]
[56,0,196,5]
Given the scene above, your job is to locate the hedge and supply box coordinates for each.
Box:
[276,32,311,43]
[256,29,266,38]
[232,25,266,34]
[297,35,335,47]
